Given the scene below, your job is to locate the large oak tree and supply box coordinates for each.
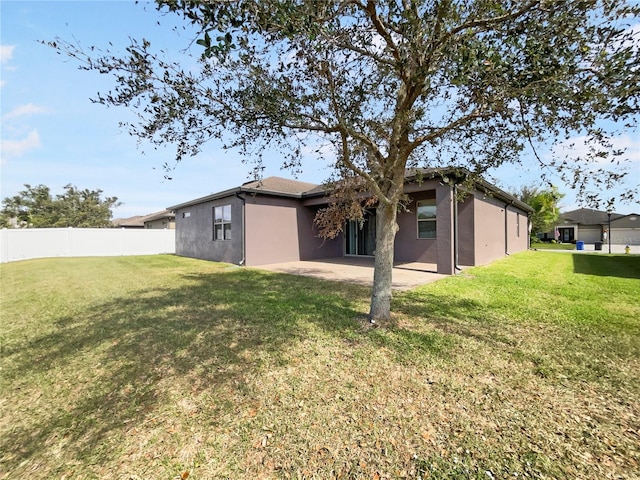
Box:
[51,0,640,320]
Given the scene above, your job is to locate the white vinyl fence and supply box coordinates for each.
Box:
[0,228,175,263]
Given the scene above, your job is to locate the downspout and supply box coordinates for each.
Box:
[453,182,460,272]
[504,201,514,256]
[235,192,246,266]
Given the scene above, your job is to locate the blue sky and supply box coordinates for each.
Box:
[1,1,639,218]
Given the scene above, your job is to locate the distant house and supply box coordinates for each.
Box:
[143,210,176,230]
[548,208,640,245]
[168,168,532,275]
[112,210,175,229]
[611,214,640,245]
[111,216,146,229]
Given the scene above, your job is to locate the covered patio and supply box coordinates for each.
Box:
[255,257,460,290]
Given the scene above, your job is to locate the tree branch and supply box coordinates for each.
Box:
[359,1,403,67]
[447,0,541,39]
[407,108,484,153]
[321,59,391,204]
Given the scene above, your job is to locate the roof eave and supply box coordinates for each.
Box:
[474,179,534,213]
[167,187,243,210]
[239,187,304,198]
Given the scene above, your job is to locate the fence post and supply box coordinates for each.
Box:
[1,228,8,263]
[66,227,73,258]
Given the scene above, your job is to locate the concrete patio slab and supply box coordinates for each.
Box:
[255,257,455,290]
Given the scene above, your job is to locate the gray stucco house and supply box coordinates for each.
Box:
[167,168,533,275]
[544,208,640,245]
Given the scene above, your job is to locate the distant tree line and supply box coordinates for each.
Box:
[0,184,121,228]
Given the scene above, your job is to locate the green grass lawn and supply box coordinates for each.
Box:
[1,252,639,479]
[530,241,576,250]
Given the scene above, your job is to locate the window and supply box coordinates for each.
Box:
[182,212,190,218]
[417,199,436,239]
[517,213,520,237]
[213,204,231,240]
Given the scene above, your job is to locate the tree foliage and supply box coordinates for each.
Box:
[0,184,121,228]
[514,185,564,239]
[48,0,640,320]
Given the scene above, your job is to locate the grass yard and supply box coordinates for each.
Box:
[1,252,639,479]
[530,242,576,250]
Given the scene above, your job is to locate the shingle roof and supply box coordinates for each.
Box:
[168,170,532,212]
[142,209,175,222]
[111,209,175,227]
[112,215,145,227]
[560,208,624,225]
[242,176,319,195]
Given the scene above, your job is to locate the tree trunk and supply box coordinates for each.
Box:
[369,201,398,322]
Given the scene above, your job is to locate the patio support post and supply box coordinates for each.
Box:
[436,183,455,275]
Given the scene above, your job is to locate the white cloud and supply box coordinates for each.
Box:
[2,103,51,121]
[1,129,41,160]
[1,45,16,86]
[0,45,15,64]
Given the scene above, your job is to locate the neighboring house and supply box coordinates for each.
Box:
[547,208,640,245]
[611,213,640,245]
[168,168,532,275]
[143,210,176,230]
[111,216,146,229]
[112,210,176,229]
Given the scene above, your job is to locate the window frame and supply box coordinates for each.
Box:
[213,204,232,241]
[416,198,437,239]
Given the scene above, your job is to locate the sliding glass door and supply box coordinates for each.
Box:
[345,211,376,256]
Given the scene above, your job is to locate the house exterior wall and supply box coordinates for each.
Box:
[393,182,456,274]
[394,189,438,264]
[394,180,455,275]
[435,184,455,274]
[472,194,508,265]
[244,196,343,265]
[394,184,525,272]
[296,205,343,260]
[174,195,244,265]
[506,207,528,254]
[245,197,300,265]
[145,218,175,229]
[457,195,475,266]
[171,176,531,271]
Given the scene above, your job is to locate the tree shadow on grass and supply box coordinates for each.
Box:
[1,268,369,474]
[2,263,531,475]
[572,254,640,279]
[392,289,520,351]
